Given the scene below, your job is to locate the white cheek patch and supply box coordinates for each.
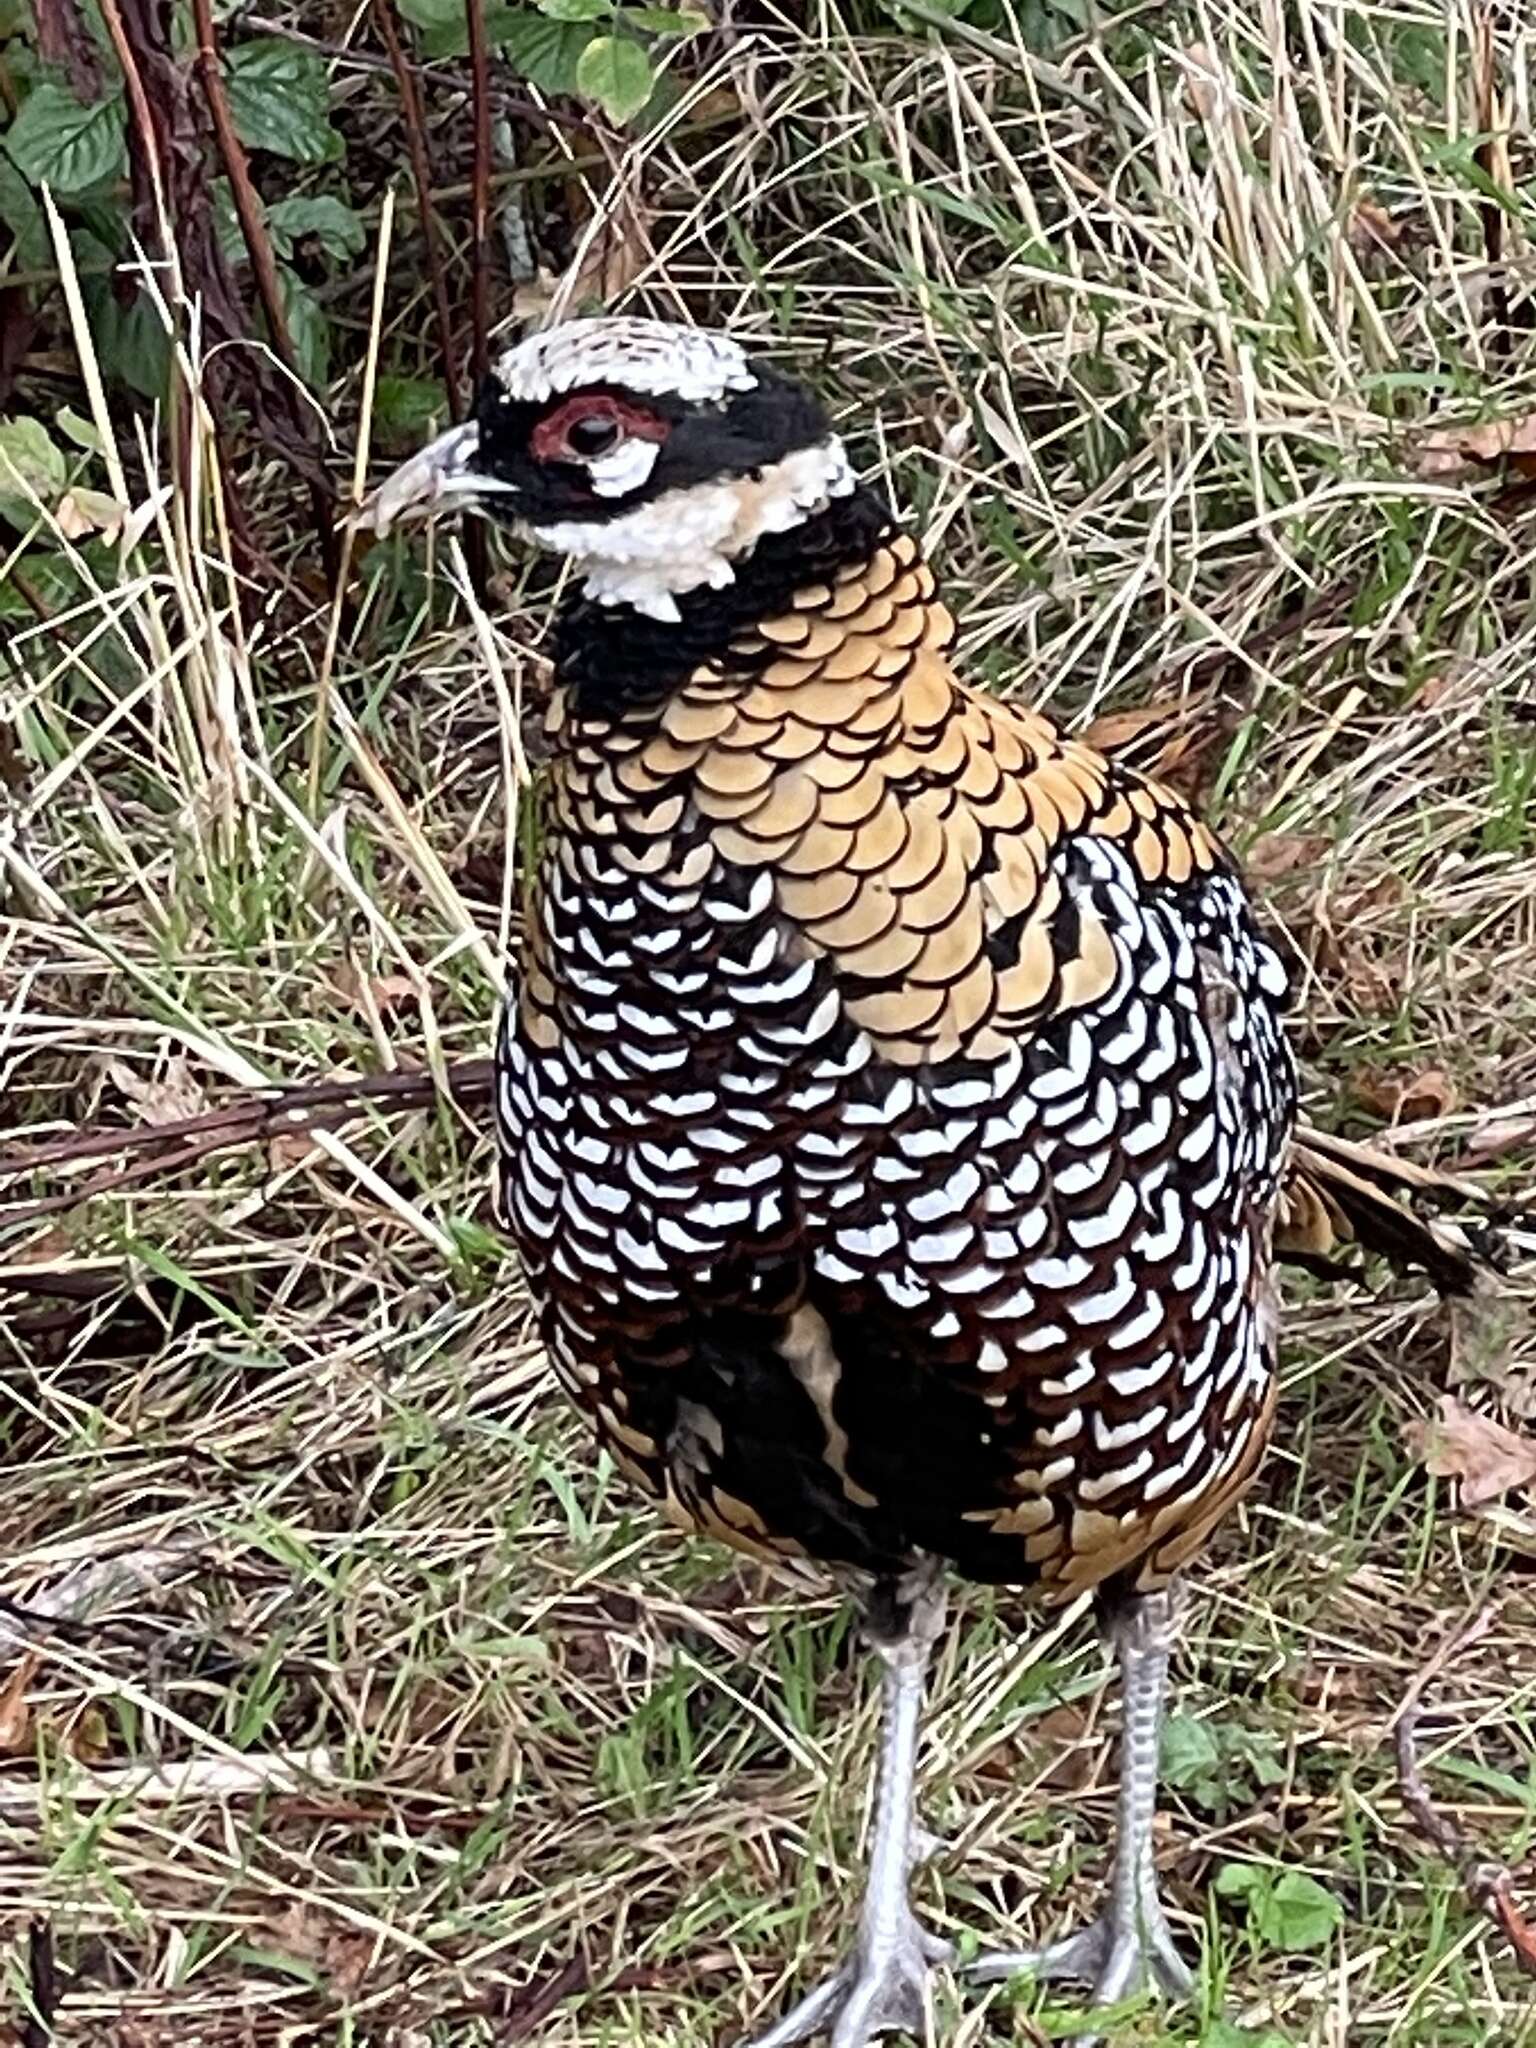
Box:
[588,438,663,499]
[527,436,857,623]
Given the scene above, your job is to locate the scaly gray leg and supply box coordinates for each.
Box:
[745,1564,953,2048]
[968,1586,1195,2027]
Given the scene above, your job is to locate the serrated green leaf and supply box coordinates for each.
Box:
[575,33,653,123]
[4,81,126,193]
[0,414,67,524]
[1160,1714,1221,1787]
[1213,1861,1263,1899]
[1259,1872,1342,1953]
[498,14,590,93]
[538,0,609,19]
[266,195,366,265]
[225,41,340,165]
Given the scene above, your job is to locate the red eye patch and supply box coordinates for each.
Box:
[531,392,671,463]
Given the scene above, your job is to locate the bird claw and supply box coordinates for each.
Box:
[744,1914,954,2048]
[965,1903,1194,2043]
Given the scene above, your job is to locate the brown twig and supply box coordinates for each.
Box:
[374,0,461,421]
[1393,1601,1536,1978]
[94,0,171,234]
[188,0,340,591]
[462,0,493,597]
[0,1060,496,1218]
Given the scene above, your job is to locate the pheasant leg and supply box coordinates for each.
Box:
[968,1588,1194,2015]
[746,1572,953,2048]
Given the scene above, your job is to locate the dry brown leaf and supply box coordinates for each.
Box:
[1404,1394,1536,1508]
[1416,413,1536,481]
[259,1902,374,1992]
[1181,41,1224,121]
[1080,703,1179,754]
[12,1224,74,1265]
[106,1054,207,1126]
[267,1129,325,1171]
[1351,1065,1457,1123]
[512,203,657,324]
[0,1652,37,1755]
[1347,197,1403,257]
[333,962,419,1015]
[1246,832,1331,881]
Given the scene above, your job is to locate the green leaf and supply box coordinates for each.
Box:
[266,195,366,265]
[400,0,521,61]
[373,374,450,443]
[1215,1864,1341,1956]
[497,14,590,92]
[621,5,709,30]
[575,33,654,123]
[538,0,609,19]
[83,275,171,400]
[1160,1714,1221,1787]
[55,407,103,451]
[277,268,329,389]
[224,41,340,164]
[1258,1872,1342,1953]
[0,415,66,525]
[0,157,51,271]
[4,82,126,193]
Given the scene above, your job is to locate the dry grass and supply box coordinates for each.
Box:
[5,2,1536,2043]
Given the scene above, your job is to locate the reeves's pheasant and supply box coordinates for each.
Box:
[365,318,1480,2046]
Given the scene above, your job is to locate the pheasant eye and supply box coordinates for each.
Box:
[567,414,622,458]
[530,393,670,468]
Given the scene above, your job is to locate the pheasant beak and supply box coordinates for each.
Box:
[352,420,518,537]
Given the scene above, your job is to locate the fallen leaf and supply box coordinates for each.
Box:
[54,486,127,541]
[1080,702,1182,755]
[1415,413,1536,481]
[1351,1065,1457,1123]
[105,1055,207,1126]
[332,962,419,1015]
[1181,41,1225,121]
[0,1652,37,1754]
[1246,832,1332,881]
[268,1129,325,1171]
[1347,197,1403,257]
[512,201,657,324]
[1404,1394,1536,1509]
[12,1225,74,1265]
[65,1701,112,1764]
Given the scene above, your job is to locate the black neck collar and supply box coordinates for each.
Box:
[552,484,897,718]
